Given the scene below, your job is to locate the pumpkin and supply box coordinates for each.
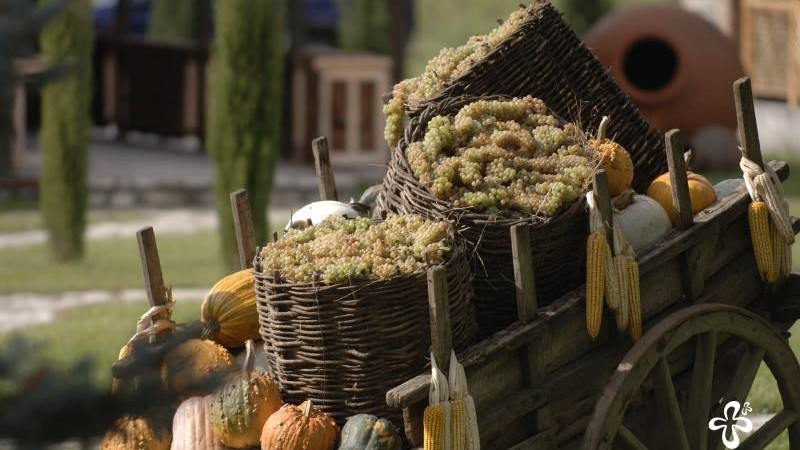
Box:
[162,339,236,397]
[646,172,717,224]
[171,396,223,450]
[100,415,171,450]
[111,342,134,395]
[338,414,402,450]
[209,341,282,448]
[201,269,260,348]
[591,116,634,196]
[260,400,339,450]
[615,193,673,253]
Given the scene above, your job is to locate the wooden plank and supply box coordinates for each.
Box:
[402,403,424,447]
[136,227,169,343]
[478,386,549,446]
[506,430,556,450]
[652,357,691,450]
[230,189,256,270]
[593,169,613,248]
[685,331,717,450]
[734,77,764,168]
[665,129,694,230]
[312,136,338,201]
[427,266,452,373]
[511,223,538,322]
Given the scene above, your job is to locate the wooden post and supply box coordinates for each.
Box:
[136,227,169,343]
[593,169,614,248]
[230,189,256,270]
[665,129,694,230]
[511,224,537,322]
[734,77,764,168]
[312,136,338,201]
[427,266,452,373]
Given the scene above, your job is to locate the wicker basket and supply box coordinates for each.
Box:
[398,0,666,193]
[378,95,588,336]
[253,235,477,424]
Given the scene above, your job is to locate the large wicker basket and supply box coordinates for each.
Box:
[397,0,666,193]
[378,95,588,336]
[253,235,477,424]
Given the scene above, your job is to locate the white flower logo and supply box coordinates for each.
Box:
[708,401,754,449]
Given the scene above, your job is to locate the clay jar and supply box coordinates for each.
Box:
[585,5,744,137]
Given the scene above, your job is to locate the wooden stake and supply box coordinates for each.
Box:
[427,266,452,373]
[230,189,256,270]
[665,129,694,230]
[136,227,169,343]
[511,223,538,323]
[734,77,764,168]
[312,136,338,201]
[593,169,614,249]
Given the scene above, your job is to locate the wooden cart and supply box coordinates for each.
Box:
[385,78,800,450]
[116,79,800,450]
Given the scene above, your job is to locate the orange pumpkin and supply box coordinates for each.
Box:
[260,400,339,450]
[646,172,717,224]
[591,116,634,196]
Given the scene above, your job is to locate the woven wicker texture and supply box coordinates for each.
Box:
[379,95,588,336]
[404,0,666,193]
[254,239,477,424]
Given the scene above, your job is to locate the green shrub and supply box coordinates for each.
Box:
[337,0,389,53]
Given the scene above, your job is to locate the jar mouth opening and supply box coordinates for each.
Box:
[619,36,684,104]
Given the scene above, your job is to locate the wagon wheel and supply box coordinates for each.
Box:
[583,304,800,450]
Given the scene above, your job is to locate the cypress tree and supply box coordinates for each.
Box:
[207,0,285,270]
[39,0,93,261]
[147,0,198,42]
[337,0,389,54]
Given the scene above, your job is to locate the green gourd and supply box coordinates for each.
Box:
[338,414,402,450]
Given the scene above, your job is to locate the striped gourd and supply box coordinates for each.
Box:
[201,269,260,349]
[613,255,630,332]
[748,201,774,282]
[627,261,642,341]
[585,233,606,338]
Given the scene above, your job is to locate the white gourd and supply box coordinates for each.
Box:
[171,396,223,450]
[285,201,362,231]
[616,195,672,253]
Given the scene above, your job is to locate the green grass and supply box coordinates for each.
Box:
[406,0,679,76]
[0,230,226,293]
[0,301,200,388]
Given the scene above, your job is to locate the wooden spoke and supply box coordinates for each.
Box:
[617,425,650,450]
[738,410,799,450]
[652,357,691,450]
[710,345,766,450]
[685,331,717,450]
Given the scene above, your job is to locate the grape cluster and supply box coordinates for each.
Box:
[383,5,532,146]
[405,97,596,217]
[259,215,452,284]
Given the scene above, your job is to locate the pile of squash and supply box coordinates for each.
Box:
[103,269,404,450]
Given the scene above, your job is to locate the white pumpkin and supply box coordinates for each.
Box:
[171,396,223,450]
[285,201,362,231]
[616,195,672,253]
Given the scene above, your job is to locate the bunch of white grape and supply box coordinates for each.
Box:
[383,5,533,147]
[259,215,452,284]
[405,96,595,217]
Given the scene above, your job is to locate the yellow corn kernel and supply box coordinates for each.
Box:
[627,261,642,341]
[614,255,630,332]
[585,233,606,339]
[424,405,445,450]
[450,399,465,450]
[749,201,774,282]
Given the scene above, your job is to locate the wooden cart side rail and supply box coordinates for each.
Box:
[386,160,789,410]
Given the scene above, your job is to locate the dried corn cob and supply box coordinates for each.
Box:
[627,260,642,341]
[586,233,606,338]
[614,255,630,332]
[603,239,621,311]
[424,405,446,450]
[450,399,466,450]
[749,201,775,282]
